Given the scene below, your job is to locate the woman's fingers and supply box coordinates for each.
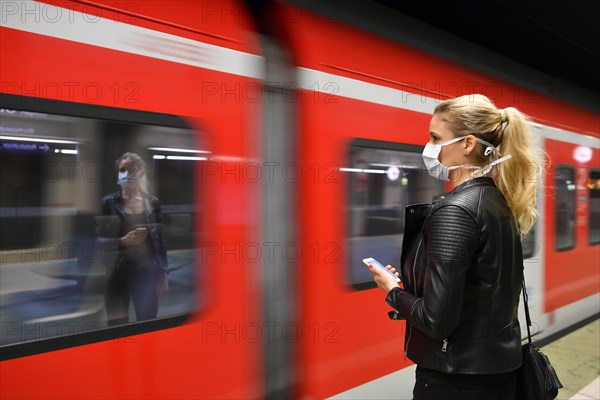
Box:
[371,265,400,294]
[386,265,399,274]
[122,228,148,245]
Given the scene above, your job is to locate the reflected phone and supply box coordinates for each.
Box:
[135,223,161,230]
[362,257,401,282]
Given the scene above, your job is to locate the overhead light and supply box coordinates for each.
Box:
[339,167,385,174]
[339,168,362,173]
[0,135,78,144]
[166,156,208,161]
[148,147,210,154]
[54,149,78,154]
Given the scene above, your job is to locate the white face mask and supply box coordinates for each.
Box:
[117,170,139,188]
[422,136,512,181]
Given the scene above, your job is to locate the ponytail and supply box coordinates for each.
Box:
[494,108,542,236]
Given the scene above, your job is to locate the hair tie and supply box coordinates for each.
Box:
[499,108,507,123]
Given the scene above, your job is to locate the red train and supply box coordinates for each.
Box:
[1,1,598,398]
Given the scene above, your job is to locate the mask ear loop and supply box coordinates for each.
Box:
[470,133,508,179]
[471,154,512,178]
[476,137,500,158]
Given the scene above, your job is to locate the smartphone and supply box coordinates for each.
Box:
[362,257,401,282]
[135,223,161,230]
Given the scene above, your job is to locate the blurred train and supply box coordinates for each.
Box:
[1,1,599,398]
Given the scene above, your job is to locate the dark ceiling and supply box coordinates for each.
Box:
[374,0,600,95]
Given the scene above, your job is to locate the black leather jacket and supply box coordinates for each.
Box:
[95,191,168,272]
[386,177,524,374]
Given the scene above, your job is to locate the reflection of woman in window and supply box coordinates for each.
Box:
[96,152,169,326]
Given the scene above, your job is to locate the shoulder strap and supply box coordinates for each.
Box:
[522,279,532,344]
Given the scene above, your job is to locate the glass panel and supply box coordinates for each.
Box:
[345,143,443,289]
[554,165,576,251]
[0,107,202,346]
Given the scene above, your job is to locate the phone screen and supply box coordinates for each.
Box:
[362,258,401,282]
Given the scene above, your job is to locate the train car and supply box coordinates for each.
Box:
[266,2,600,398]
[1,1,598,399]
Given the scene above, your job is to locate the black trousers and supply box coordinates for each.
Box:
[413,366,517,400]
[105,260,160,326]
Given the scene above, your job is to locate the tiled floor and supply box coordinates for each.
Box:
[569,377,600,400]
[541,319,600,400]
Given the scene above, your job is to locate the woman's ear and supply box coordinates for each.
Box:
[463,135,477,156]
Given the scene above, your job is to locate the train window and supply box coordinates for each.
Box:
[589,169,600,245]
[0,101,202,351]
[345,140,443,289]
[555,165,576,251]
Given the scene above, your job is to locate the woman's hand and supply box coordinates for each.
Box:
[119,227,148,246]
[370,264,401,294]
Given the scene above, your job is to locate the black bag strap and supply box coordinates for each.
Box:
[522,279,532,344]
[521,278,565,392]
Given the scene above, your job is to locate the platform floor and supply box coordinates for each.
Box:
[542,318,600,399]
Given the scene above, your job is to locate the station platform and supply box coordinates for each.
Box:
[542,318,600,399]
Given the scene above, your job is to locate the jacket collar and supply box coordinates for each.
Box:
[452,177,495,193]
[432,177,495,204]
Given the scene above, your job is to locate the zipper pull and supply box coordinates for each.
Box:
[442,339,448,352]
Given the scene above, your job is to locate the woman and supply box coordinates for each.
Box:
[370,94,541,399]
[96,152,169,326]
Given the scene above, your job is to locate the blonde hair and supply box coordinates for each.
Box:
[434,94,542,236]
[116,152,149,193]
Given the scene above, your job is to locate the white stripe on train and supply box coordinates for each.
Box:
[0,0,264,80]
[297,67,600,149]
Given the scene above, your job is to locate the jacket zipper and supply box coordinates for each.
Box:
[412,239,422,296]
[442,338,448,352]
[405,238,422,355]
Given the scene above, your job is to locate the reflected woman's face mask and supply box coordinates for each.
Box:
[117,170,139,188]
